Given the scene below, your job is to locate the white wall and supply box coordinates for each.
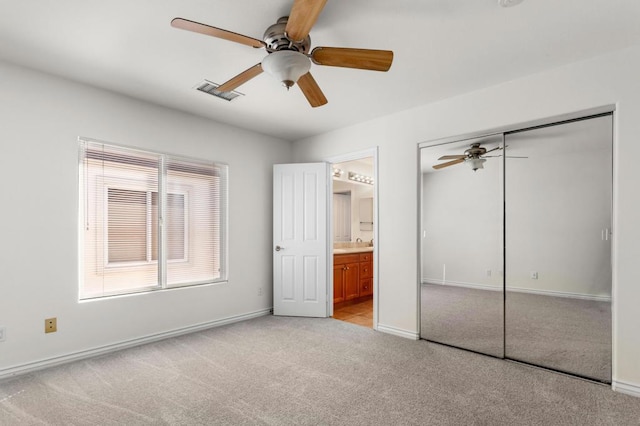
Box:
[0,60,292,373]
[292,45,640,390]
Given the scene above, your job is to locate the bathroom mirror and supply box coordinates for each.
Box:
[359,197,373,231]
[419,134,505,358]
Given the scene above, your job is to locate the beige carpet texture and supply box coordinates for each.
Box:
[1,315,639,425]
[421,284,612,383]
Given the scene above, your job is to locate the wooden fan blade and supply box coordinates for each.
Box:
[286,0,328,41]
[438,155,466,160]
[297,72,328,108]
[433,158,465,170]
[311,47,393,71]
[171,18,265,49]
[217,63,263,92]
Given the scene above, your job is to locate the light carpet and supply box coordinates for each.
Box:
[1,315,639,425]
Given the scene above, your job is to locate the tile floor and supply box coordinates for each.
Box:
[333,297,373,328]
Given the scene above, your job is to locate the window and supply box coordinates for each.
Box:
[106,189,185,263]
[79,140,227,299]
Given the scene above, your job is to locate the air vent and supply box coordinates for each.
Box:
[195,80,243,101]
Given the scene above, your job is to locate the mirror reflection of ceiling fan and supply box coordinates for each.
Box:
[433,143,503,171]
[171,0,394,108]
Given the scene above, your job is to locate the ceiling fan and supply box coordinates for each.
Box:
[171,0,393,108]
[433,143,503,171]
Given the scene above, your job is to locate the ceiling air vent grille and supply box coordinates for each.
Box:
[195,80,243,101]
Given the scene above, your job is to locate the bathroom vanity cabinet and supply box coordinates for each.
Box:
[333,252,373,304]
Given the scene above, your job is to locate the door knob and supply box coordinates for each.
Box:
[275,245,284,251]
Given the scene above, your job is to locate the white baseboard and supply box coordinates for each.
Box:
[506,286,611,302]
[421,280,611,302]
[377,323,419,340]
[0,308,272,381]
[613,380,640,398]
[422,279,501,292]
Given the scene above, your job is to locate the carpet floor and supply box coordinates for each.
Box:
[1,315,638,425]
[421,284,503,358]
[421,284,611,382]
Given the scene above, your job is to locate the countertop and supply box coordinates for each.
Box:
[333,247,374,254]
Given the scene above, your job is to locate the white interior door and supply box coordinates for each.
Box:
[273,163,329,317]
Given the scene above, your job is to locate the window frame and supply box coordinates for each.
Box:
[78,137,228,300]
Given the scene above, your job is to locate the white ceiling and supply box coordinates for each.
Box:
[1,1,639,141]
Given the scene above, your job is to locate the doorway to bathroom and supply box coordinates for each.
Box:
[327,149,378,329]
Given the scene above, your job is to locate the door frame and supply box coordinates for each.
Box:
[324,148,379,328]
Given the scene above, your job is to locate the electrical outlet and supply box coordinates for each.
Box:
[0,326,6,342]
[530,271,538,280]
[258,287,263,296]
[486,269,492,277]
[45,318,57,333]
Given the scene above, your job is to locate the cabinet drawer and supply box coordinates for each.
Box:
[334,254,360,265]
[359,252,372,262]
[360,278,373,297]
[359,261,373,278]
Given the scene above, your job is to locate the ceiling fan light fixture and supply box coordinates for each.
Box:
[261,50,311,89]
[466,157,486,171]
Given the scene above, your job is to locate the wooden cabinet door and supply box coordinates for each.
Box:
[344,262,360,300]
[333,263,345,303]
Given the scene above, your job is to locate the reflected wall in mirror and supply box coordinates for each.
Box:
[333,192,351,242]
[420,135,504,358]
[332,158,374,243]
[504,115,612,382]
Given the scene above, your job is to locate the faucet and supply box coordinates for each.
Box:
[369,239,374,246]
[356,238,363,243]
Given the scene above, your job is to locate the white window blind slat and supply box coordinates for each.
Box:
[79,140,227,299]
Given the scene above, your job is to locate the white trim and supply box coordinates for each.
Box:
[324,148,377,164]
[0,309,272,381]
[421,280,611,302]
[417,105,615,149]
[377,324,419,340]
[506,286,611,302]
[612,380,640,398]
[422,279,501,292]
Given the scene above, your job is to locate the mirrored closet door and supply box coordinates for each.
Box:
[419,134,505,358]
[504,115,612,382]
[419,113,613,383]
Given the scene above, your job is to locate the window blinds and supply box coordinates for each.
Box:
[79,139,227,299]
